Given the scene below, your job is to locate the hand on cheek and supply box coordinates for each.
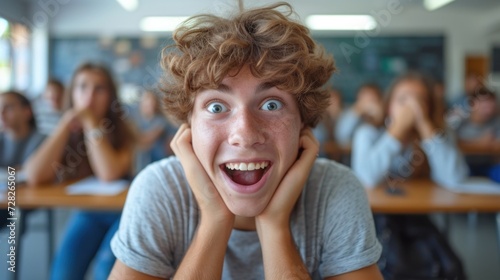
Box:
[61,109,83,132]
[76,107,99,130]
[171,124,234,225]
[256,127,319,230]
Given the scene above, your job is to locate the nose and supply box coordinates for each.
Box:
[228,109,265,148]
[80,87,98,107]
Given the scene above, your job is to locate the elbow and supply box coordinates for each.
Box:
[26,172,51,188]
[94,168,127,182]
[95,173,122,182]
[23,163,44,187]
[359,175,379,189]
[353,169,380,189]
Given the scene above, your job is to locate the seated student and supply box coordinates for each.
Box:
[455,87,500,176]
[25,63,135,280]
[0,90,46,230]
[33,78,66,135]
[131,89,172,172]
[335,83,384,146]
[312,88,343,160]
[352,72,469,188]
[1,90,46,169]
[109,3,382,280]
[447,73,483,128]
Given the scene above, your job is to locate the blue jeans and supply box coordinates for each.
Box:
[50,211,121,280]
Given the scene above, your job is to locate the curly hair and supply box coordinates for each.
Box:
[160,2,335,127]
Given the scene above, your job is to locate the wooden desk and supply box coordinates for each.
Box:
[3,179,499,213]
[0,180,128,210]
[367,179,500,214]
[459,143,500,156]
[0,180,128,280]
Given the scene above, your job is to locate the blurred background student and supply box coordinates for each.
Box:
[25,62,135,280]
[335,83,384,147]
[454,87,500,176]
[33,78,66,136]
[313,87,343,160]
[446,73,484,128]
[351,72,470,278]
[1,90,46,170]
[0,90,46,233]
[351,72,468,188]
[130,89,174,172]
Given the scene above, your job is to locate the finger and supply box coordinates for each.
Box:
[273,128,318,205]
[170,123,189,155]
[297,128,319,163]
[170,126,220,201]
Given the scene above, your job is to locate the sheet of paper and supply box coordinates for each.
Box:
[444,177,500,195]
[66,177,129,196]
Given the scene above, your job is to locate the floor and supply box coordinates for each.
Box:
[0,210,499,279]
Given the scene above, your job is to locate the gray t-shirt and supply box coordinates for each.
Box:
[455,116,500,140]
[0,130,46,167]
[111,156,381,279]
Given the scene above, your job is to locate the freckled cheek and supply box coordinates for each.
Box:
[266,115,302,156]
[191,121,226,173]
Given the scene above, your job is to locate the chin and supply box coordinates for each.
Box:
[226,200,267,217]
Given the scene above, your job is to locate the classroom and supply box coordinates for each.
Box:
[1,0,500,279]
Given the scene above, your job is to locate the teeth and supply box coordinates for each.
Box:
[225,161,269,171]
[239,163,248,171]
[248,163,255,171]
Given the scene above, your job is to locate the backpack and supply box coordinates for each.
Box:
[375,214,467,280]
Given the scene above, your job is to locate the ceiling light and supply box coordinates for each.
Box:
[424,0,455,11]
[0,17,8,37]
[306,15,377,31]
[116,0,138,11]
[140,17,190,32]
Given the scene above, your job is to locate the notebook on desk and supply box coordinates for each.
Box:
[66,176,129,196]
[445,177,500,195]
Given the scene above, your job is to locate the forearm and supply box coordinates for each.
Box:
[423,133,469,186]
[352,127,402,187]
[174,220,233,280]
[25,122,70,185]
[257,223,311,280]
[84,133,131,181]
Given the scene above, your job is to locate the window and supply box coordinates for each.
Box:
[0,17,31,92]
[0,17,11,91]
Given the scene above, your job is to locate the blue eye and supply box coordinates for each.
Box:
[207,102,228,113]
[261,99,283,111]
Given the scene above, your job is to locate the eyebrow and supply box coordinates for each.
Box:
[215,82,275,95]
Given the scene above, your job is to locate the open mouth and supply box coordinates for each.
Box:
[221,161,272,186]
